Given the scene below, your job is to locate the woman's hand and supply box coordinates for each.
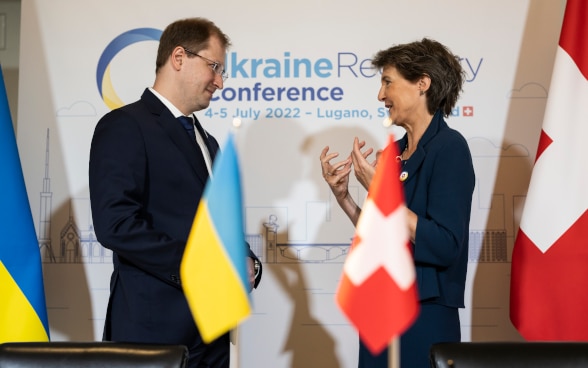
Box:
[320,146,352,201]
[350,137,380,190]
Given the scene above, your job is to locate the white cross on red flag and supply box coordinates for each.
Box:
[510,0,588,340]
[336,134,419,355]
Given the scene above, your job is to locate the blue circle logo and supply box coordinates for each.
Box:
[96,28,162,109]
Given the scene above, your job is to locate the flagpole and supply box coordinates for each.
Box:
[230,117,242,368]
[230,328,239,368]
[180,116,249,368]
[232,118,242,133]
[384,120,401,368]
[335,129,418,367]
[389,338,400,368]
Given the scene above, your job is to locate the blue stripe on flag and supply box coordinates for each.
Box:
[0,66,50,340]
[205,133,249,292]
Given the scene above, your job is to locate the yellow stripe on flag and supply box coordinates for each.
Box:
[0,67,50,343]
[181,202,251,343]
[0,261,49,342]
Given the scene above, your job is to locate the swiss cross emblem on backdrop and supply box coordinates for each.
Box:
[462,106,474,116]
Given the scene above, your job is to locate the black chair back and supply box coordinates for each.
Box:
[0,342,188,368]
[430,342,588,368]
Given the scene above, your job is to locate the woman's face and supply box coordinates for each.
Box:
[377,65,422,127]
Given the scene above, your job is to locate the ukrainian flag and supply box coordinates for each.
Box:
[180,133,251,343]
[0,67,50,342]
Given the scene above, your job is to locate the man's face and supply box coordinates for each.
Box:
[181,36,226,112]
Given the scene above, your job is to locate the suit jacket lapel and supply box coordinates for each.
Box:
[140,89,210,185]
[193,115,218,162]
[401,110,445,203]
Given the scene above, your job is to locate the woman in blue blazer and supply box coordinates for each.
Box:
[320,38,475,368]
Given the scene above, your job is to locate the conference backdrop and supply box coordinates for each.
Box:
[17,1,566,367]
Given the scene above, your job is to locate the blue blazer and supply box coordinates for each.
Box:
[89,89,257,346]
[397,110,475,308]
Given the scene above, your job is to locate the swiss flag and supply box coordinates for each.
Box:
[336,134,419,355]
[510,0,588,340]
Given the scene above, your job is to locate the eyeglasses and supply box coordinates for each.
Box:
[182,47,228,81]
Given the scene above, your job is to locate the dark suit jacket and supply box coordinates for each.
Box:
[397,110,475,308]
[89,88,259,348]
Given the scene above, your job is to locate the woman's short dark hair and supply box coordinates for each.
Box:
[372,38,465,117]
[155,17,231,73]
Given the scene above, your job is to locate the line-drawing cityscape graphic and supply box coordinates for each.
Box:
[36,129,514,266]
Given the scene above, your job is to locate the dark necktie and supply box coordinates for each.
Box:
[177,115,213,175]
[177,116,196,141]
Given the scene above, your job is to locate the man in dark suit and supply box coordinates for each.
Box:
[89,18,260,368]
